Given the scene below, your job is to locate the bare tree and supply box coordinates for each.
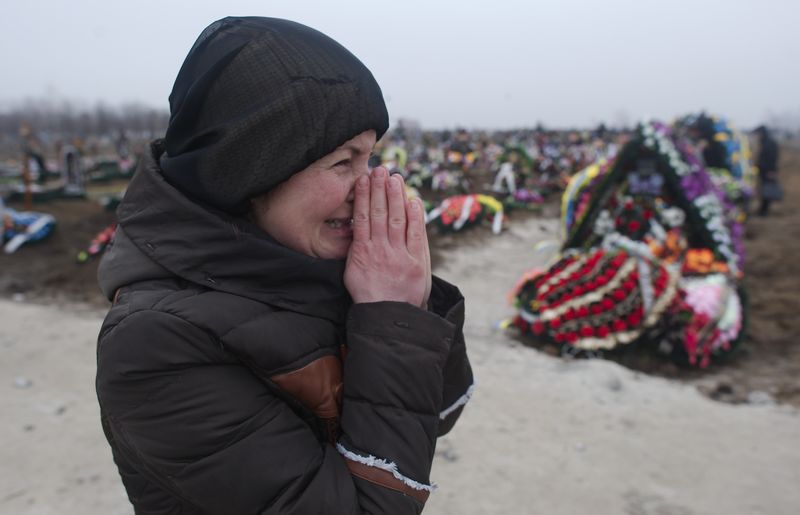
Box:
[0,99,170,158]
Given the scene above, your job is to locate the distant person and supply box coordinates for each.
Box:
[95,16,473,514]
[115,130,130,160]
[754,125,781,216]
[59,139,84,195]
[19,123,50,184]
[691,114,728,170]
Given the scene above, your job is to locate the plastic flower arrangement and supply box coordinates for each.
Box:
[511,120,746,367]
[426,194,505,234]
[2,207,57,254]
[77,223,117,263]
[513,246,679,350]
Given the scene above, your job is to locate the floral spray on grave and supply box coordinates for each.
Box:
[510,121,746,367]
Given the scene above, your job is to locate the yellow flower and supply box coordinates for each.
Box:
[476,194,503,214]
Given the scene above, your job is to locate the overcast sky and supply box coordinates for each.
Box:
[1,0,798,129]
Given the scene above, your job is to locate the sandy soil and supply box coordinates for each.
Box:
[1,301,131,514]
[427,216,799,515]
[1,219,799,513]
[1,150,799,514]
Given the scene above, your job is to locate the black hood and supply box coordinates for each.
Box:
[160,17,389,214]
[98,140,350,323]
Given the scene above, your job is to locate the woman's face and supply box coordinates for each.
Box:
[251,130,377,260]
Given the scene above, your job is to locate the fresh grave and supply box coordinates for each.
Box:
[510,121,748,367]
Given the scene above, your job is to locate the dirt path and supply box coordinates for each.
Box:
[0,301,130,514]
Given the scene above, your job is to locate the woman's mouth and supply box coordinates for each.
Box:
[325,218,353,231]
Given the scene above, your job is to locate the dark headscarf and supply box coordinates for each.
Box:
[160,17,389,213]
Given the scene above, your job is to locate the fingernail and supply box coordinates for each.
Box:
[373,167,386,178]
[389,175,400,189]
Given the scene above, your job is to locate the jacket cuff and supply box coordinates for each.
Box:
[428,275,465,326]
[428,276,474,435]
[342,301,454,490]
[336,443,433,504]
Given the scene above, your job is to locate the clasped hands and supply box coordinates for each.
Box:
[344,167,431,308]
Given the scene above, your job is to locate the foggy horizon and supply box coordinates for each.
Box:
[2,0,799,130]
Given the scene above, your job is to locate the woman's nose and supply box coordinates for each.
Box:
[346,155,374,201]
[348,165,372,202]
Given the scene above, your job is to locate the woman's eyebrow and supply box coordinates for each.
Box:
[342,142,371,155]
[327,147,350,157]
[324,149,352,164]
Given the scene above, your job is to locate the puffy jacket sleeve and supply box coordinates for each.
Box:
[428,276,475,435]
[97,298,468,514]
[338,300,453,512]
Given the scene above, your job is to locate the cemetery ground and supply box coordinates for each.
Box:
[1,150,798,514]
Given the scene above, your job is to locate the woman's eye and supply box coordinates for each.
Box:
[333,159,350,168]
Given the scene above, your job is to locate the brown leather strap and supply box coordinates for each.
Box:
[270,355,342,419]
[344,459,430,504]
[321,417,340,445]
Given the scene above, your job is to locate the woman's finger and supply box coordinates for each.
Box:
[370,167,388,241]
[402,175,430,306]
[406,197,425,257]
[399,173,408,204]
[387,174,406,248]
[398,175,409,243]
[421,215,432,307]
[352,174,370,241]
